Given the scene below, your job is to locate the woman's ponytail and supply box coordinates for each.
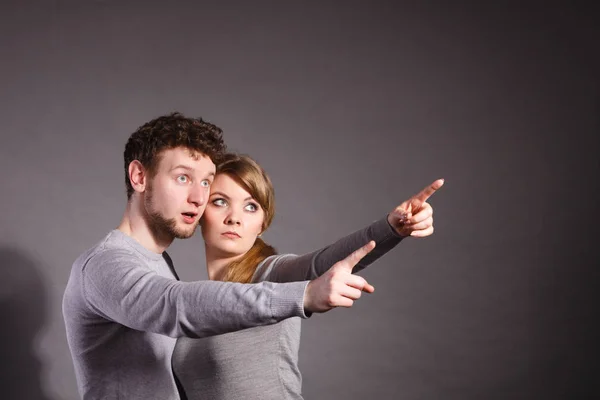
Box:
[224,238,276,283]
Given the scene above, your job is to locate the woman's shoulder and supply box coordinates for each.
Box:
[251,253,297,282]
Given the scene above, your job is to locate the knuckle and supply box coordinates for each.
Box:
[327,295,335,306]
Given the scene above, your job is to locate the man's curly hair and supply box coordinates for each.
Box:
[124,112,227,199]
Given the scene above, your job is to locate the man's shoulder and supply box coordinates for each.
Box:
[72,231,140,272]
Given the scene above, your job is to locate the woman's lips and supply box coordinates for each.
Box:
[222,232,241,239]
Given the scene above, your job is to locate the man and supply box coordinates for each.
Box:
[62,112,377,399]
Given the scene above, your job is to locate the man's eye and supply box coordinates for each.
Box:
[200,180,211,188]
[177,175,188,183]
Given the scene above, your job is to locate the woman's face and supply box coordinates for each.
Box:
[201,173,265,258]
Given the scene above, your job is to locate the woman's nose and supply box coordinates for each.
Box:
[225,213,241,225]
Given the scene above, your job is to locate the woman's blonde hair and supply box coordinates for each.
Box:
[217,153,277,283]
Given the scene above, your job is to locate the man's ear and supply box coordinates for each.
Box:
[128,160,148,194]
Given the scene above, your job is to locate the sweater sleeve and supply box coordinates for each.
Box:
[253,216,403,283]
[79,250,309,338]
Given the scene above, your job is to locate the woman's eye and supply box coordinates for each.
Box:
[212,198,227,207]
[177,175,188,183]
[200,179,211,188]
[245,203,258,212]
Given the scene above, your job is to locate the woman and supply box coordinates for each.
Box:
[172,153,442,399]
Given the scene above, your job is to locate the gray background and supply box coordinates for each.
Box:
[1,1,597,399]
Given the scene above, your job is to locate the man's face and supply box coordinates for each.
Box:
[144,147,216,240]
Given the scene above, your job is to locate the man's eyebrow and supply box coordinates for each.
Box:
[169,164,194,172]
[169,167,215,178]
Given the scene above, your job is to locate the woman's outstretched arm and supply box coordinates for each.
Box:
[253,179,444,283]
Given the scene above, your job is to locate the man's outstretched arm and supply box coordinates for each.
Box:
[78,242,377,338]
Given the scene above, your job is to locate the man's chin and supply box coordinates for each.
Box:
[145,210,198,241]
[172,225,198,239]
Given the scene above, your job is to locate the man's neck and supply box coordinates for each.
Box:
[117,201,173,254]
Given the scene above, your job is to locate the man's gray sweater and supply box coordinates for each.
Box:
[62,229,308,399]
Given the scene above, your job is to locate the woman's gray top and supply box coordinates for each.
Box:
[172,217,403,399]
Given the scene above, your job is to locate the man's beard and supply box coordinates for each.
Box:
[145,185,198,240]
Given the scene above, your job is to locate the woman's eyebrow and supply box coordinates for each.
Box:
[209,192,254,202]
[209,191,230,199]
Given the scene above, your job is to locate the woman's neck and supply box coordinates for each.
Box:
[205,247,244,281]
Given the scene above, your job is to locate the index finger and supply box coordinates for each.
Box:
[338,240,376,272]
[413,178,444,204]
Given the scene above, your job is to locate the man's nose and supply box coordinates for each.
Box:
[189,184,207,207]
